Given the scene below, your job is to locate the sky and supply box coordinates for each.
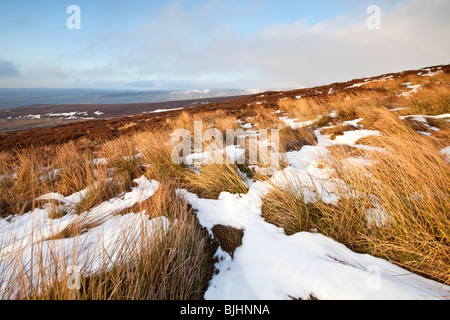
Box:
[0,0,449,90]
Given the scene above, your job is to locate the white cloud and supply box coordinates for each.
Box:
[2,0,450,89]
[111,0,450,89]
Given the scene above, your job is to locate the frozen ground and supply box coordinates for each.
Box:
[0,108,449,300]
[177,114,450,300]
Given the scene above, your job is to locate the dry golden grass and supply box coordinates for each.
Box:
[330,135,450,284]
[268,83,450,284]
[134,130,187,183]
[262,130,450,284]
[321,124,358,140]
[98,137,143,188]
[278,126,317,152]
[3,183,215,300]
[2,68,450,299]
[199,109,241,132]
[409,84,450,115]
[184,163,248,199]
[50,142,96,196]
[0,147,51,217]
[262,180,321,235]
[358,106,415,137]
[250,105,284,130]
[360,75,419,93]
[279,97,330,121]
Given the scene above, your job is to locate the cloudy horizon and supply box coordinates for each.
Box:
[0,0,449,91]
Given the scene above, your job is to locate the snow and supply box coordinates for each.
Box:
[441,146,450,161]
[38,168,61,182]
[24,114,41,119]
[92,157,109,165]
[400,114,450,132]
[333,130,382,145]
[421,70,443,77]
[343,118,364,128]
[1,212,170,297]
[177,115,449,299]
[46,112,78,118]
[178,181,449,300]
[278,116,316,129]
[400,114,450,121]
[1,110,449,300]
[0,176,161,297]
[389,107,408,112]
[177,119,449,299]
[145,107,185,114]
[399,84,422,97]
[240,123,254,129]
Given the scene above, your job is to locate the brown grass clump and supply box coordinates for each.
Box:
[50,142,96,196]
[321,124,358,140]
[279,97,330,121]
[251,106,284,130]
[326,134,450,284]
[358,107,415,137]
[279,126,317,152]
[0,147,48,217]
[262,181,321,236]
[8,183,216,300]
[409,85,450,115]
[98,137,143,188]
[134,130,187,183]
[184,163,248,199]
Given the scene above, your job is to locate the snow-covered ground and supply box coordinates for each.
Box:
[177,116,450,300]
[1,109,449,300]
[180,188,448,299]
[0,176,163,297]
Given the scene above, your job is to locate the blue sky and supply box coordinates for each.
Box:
[0,0,449,90]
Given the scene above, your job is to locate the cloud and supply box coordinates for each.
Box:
[128,80,156,88]
[2,0,449,90]
[114,0,450,89]
[0,59,20,77]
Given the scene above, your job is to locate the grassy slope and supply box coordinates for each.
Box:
[0,65,449,299]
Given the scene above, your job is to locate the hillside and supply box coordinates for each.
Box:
[1,64,448,150]
[0,64,449,301]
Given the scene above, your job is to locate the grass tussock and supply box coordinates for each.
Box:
[262,133,450,284]
[326,135,450,284]
[279,97,330,121]
[6,183,215,300]
[98,137,143,188]
[262,180,321,235]
[184,163,248,199]
[2,66,450,299]
[134,130,187,183]
[279,126,317,152]
[0,148,48,217]
[50,142,96,196]
[358,107,415,137]
[321,124,358,140]
[409,85,450,115]
[250,106,284,130]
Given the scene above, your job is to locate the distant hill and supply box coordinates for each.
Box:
[0,88,263,109]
